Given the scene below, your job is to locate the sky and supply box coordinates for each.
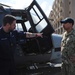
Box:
[0,0,54,17]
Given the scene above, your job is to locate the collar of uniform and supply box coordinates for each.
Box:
[65,29,74,37]
[1,27,10,34]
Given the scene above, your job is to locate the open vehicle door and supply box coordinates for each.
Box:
[13,0,55,63]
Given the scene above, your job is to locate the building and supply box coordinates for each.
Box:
[49,0,75,34]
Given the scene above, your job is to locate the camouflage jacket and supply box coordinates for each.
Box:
[61,29,75,74]
[61,29,75,64]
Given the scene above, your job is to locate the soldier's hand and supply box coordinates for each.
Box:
[36,33,43,38]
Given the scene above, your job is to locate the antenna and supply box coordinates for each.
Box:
[0,3,11,12]
[0,3,10,7]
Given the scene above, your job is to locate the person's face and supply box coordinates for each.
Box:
[8,20,16,31]
[63,22,73,30]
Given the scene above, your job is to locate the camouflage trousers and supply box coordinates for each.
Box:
[61,63,75,75]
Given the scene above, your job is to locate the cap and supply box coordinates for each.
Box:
[60,17,74,25]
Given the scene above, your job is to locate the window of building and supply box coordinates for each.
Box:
[69,1,71,4]
[69,11,71,14]
[60,0,62,4]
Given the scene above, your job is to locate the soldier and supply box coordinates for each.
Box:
[0,14,42,75]
[61,17,75,75]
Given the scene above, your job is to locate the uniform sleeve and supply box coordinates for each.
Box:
[66,34,75,57]
[17,31,26,39]
[13,30,26,43]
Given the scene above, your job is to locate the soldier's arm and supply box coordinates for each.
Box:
[26,32,43,38]
[68,35,75,62]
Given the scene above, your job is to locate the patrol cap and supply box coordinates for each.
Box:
[60,17,74,25]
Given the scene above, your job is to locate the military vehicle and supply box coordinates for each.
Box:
[0,0,62,75]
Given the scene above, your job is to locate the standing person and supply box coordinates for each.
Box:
[0,14,42,75]
[61,17,75,75]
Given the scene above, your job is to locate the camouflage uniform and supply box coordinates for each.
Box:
[61,29,75,75]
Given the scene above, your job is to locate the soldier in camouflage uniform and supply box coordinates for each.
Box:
[61,17,75,75]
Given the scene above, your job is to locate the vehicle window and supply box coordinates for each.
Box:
[24,21,31,31]
[33,5,43,19]
[36,19,47,32]
[30,9,40,24]
[16,23,23,31]
[30,5,43,25]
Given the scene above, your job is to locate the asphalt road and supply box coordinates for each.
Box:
[16,68,61,75]
[16,63,62,75]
